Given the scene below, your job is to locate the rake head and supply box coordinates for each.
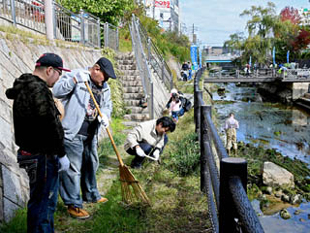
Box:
[119,164,151,206]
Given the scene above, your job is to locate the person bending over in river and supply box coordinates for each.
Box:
[224,113,239,155]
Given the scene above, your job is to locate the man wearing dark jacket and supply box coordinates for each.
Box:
[6,53,70,233]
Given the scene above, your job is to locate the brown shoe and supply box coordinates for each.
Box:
[67,206,90,219]
[95,197,108,204]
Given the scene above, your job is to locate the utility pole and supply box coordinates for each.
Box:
[153,0,155,19]
[192,23,198,44]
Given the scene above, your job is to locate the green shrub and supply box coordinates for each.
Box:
[166,132,200,176]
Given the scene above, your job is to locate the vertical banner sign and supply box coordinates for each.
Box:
[190,45,198,71]
[272,46,276,66]
[199,46,202,68]
[287,50,290,64]
[249,56,252,67]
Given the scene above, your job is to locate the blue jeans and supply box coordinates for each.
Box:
[172,111,179,121]
[188,70,192,80]
[128,135,168,168]
[18,152,59,233]
[179,108,185,116]
[59,134,101,208]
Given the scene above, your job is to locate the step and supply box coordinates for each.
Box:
[119,75,141,82]
[123,93,145,99]
[124,113,150,121]
[122,70,140,76]
[125,106,149,114]
[122,80,142,87]
[118,60,136,66]
[116,53,134,60]
[122,121,141,128]
[118,64,137,70]
[123,86,144,93]
[124,99,141,106]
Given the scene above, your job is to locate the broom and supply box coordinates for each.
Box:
[84,81,151,206]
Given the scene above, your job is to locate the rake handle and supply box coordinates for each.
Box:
[84,81,124,167]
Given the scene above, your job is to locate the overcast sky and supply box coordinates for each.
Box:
[179,0,308,46]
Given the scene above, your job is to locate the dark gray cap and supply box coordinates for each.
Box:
[96,57,116,79]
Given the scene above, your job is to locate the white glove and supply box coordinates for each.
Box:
[152,149,160,161]
[75,70,90,83]
[59,155,70,172]
[136,147,146,157]
[98,114,109,128]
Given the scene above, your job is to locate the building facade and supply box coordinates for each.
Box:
[143,0,180,32]
[299,8,310,26]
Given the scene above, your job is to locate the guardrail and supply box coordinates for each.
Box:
[132,15,173,91]
[0,0,119,50]
[194,68,265,233]
[210,68,310,81]
[129,14,154,119]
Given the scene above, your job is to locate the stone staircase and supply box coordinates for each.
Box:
[116,52,150,128]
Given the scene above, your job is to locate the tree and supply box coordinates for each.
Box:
[291,29,310,51]
[224,32,244,52]
[240,2,277,38]
[280,6,301,25]
[57,0,135,25]
[238,2,278,65]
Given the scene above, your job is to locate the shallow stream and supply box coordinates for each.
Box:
[211,83,310,233]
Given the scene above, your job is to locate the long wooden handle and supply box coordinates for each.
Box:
[84,81,124,166]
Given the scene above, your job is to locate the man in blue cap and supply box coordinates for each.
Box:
[53,57,116,219]
[6,53,71,232]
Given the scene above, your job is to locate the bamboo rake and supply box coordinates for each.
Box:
[84,81,151,206]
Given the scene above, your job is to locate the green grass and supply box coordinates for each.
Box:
[1,109,211,232]
[0,209,27,233]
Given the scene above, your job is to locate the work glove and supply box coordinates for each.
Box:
[136,147,146,157]
[75,70,90,83]
[98,114,109,128]
[59,155,70,172]
[152,149,160,161]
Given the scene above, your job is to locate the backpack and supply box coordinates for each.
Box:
[181,97,192,112]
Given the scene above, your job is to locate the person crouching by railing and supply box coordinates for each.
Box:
[124,116,176,169]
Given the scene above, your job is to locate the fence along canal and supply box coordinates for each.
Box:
[194,68,264,233]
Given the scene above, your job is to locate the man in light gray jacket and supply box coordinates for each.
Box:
[124,116,176,169]
[53,57,116,219]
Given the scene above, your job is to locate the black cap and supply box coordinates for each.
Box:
[35,53,71,72]
[96,57,116,79]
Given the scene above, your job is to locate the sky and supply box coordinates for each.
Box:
[179,0,308,47]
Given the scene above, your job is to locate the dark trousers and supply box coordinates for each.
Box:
[18,153,59,233]
[127,135,168,168]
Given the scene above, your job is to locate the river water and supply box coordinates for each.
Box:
[210,83,310,233]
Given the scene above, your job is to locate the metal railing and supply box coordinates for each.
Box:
[132,15,173,91]
[0,0,119,50]
[0,0,46,33]
[103,22,119,51]
[194,68,264,233]
[130,14,154,119]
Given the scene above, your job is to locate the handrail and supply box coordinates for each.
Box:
[129,14,154,119]
[133,16,173,91]
[194,68,264,233]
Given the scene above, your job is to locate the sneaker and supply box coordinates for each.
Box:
[67,206,90,219]
[94,197,108,204]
